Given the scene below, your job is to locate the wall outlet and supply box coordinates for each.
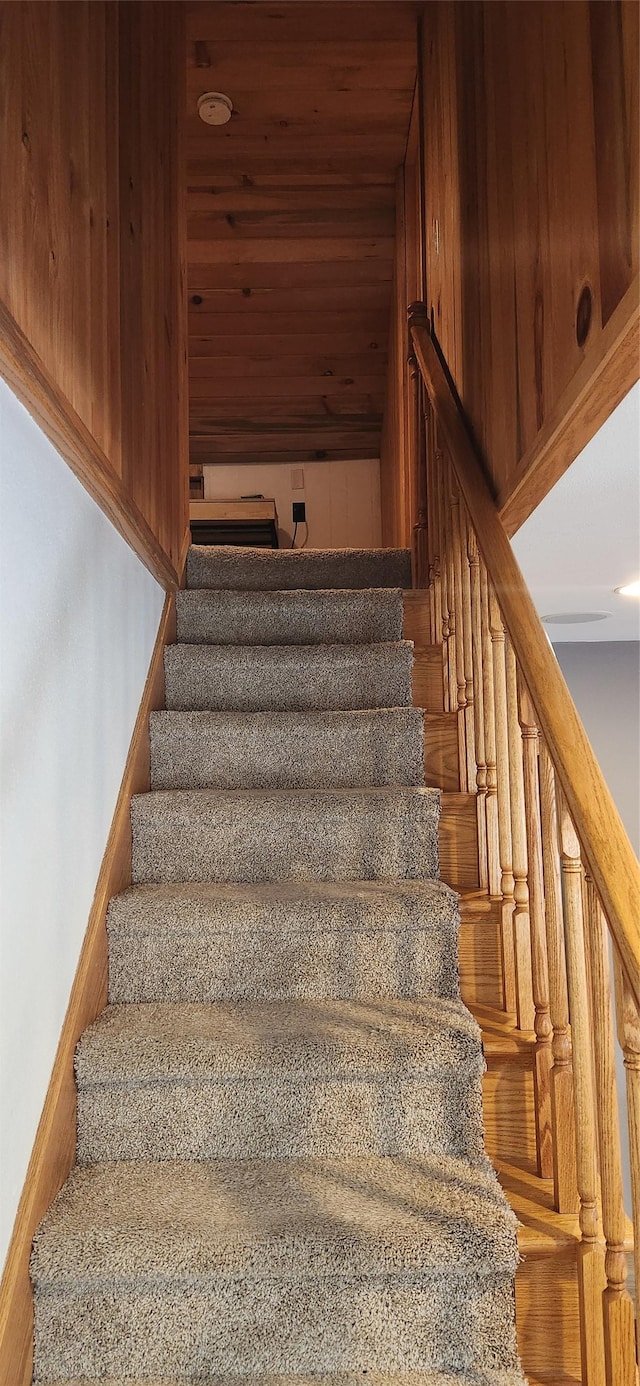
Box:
[292,501,306,523]
[291,467,305,491]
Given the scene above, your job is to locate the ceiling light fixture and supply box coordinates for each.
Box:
[541,611,612,625]
[197,92,233,126]
[615,580,640,598]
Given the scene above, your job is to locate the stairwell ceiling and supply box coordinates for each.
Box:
[186,1,419,468]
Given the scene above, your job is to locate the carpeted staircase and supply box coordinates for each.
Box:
[31,546,525,1385]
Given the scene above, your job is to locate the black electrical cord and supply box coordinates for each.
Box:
[291,521,309,550]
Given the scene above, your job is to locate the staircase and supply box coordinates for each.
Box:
[30,544,526,1384]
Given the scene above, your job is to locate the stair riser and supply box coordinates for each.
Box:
[131,793,440,886]
[176,588,404,646]
[107,926,460,1004]
[76,1074,485,1163]
[34,1276,519,1378]
[150,709,424,792]
[164,644,414,713]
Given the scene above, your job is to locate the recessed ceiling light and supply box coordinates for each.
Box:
[615,580,640,598]
[197,92,233,126]
[541,611,612,625]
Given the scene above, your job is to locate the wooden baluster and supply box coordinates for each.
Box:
[468,527,488,891]
[488,585,517,1015]
[480,560,501,900]
[409,354,428,591]
[505,636,534,1031]
[584,876,637,1386]
[459,502,477,796]
[557,786,607,1386]
[435,439,451,711]
[539,739,578,1213]
[442,448,458,719]
[423,394,437,635]
[612,954,640,1362]
[450,479,468,790]
[430,424,444,649]
[519,681,554,1176]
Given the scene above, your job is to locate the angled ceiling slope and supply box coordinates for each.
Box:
[185,1,419,467]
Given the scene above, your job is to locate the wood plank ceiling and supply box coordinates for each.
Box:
[186,1,419,467]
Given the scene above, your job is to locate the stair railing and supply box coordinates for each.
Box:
[408,302,640,1386]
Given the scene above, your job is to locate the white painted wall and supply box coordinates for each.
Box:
[0,379,164,1269]
[203,458,382,550]
[553,642,640,856]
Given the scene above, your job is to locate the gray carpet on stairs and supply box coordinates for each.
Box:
[41,1376,526,1386]
[32,547,525,1385]
[130,786,441,884]
[186,544,413,591]
[176,586,405,645]
[164,640,414,712]
[106,879,462,1003]
[150,707,425,790]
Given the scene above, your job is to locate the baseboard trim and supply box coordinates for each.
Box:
[0,592,176,1386]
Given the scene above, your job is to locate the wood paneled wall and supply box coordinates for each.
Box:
[382,0,639,543]
[0,0,188,582]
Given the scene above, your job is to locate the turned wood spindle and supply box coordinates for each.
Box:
[505,636,534,1032]
[480,560,501,900]
[459,503,477,796]
[518,680,554,1177]
[538,738,578,1214]
[442,452,459,720]
[450,479,468,790]
[468,527,488,891]
[583,875,636,1386]
[612,953,640,1364]
[488,585,517,1016]
[557,784,607,1386]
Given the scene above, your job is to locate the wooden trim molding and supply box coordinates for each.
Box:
[0,593,176,1386]
[0,298,180,593]
[409,315,640,1011]
[498,274,640,537]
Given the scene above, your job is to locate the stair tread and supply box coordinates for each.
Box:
[163,640,414,713]
[130,786,441,887]
[149,706,425,791]
[106,879,461,1004]
[107,877,459,933]
[186,544,413,591]
[76,997,483,1086]
[39,1373,527,1386]
[176,585,405,645]
[32,1155,519,1287]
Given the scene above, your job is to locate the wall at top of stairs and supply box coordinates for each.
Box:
[0,0,189,584]
[0,377,164,1273]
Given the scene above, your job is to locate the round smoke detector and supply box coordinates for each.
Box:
[197,92,233,126]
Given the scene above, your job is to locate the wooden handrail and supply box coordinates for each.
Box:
[409,306,640,1009]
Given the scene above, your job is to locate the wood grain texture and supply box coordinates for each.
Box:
[0,0,188,577]
[423,713,460,791]
[410,0,640,521]
[438,792,480,893]
[0,593,176,1386]
[186,1,418,464]
[411,644,445,713]
[410,320,640,1013]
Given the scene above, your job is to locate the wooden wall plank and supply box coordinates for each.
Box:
[385,0,640,543]
[0,0,188,577]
